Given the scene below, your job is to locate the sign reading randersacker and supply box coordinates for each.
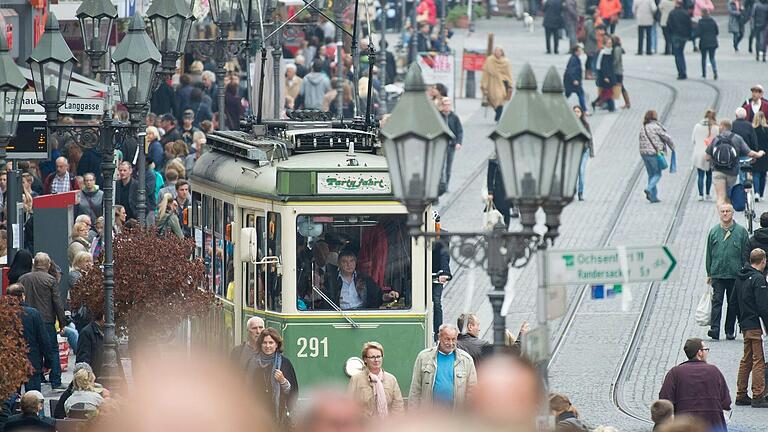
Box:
[316,172,392,195]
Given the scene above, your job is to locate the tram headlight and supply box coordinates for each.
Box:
[344,357,365,377]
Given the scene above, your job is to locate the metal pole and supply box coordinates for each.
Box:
[409,0,418,63]
[6,163,18,262]
[136,116,146,227]
[351,0,361,116]
[486,223,509,346]
[336,26,344,119]
[380,0,388,86]
[216,24,231,130]
[272,46,282,119]
[439,0,446,49]
[536,243,553,431]
[99,111,120,388]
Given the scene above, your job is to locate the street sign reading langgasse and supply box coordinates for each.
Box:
[545,246,677,286]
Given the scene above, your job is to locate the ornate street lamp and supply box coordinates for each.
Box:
[27,13,77,123]
[76,0,118,73]
[113,14,161,114]
[147,0,195,74]
[0,32,26,145]
[380,63,454,232]
[112,13,161,228]
[210,0,242,28]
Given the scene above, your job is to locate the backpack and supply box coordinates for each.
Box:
[711,133,738,170]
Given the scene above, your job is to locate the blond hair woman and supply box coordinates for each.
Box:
[692,109,719,201]
[753,111,768,200]
[481,47,514,122]
[348,341,404,416]
[68,221,91,267]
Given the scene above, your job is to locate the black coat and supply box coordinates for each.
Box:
[487,158,511,224]
[564,54,583,94]
[3,414,55,432]
[76,321,104,380]
[667,7,692,38]
[596,50,615,88]
[115,178,139,221]
[457,333,493,365]
[754,126,768,172]
[543,0,565,29]
[755,1,768,29]
[747,228,768,263]
[247,354,299,425]
[733,118,758,150]
[53,383,74,419]
[432,242,452,279]
[441,111,463,146]
[149,81,176,117]
[77,148,104,188]
[696,16,719,49]
[322,268,386,309]
[734,264,768,331]
[19,303,47,372]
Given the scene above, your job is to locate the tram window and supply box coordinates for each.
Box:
[224,203,235,301]
[203,195,212,231]
[202,194,214,293]
[265,212,282,312]
[296,214,411,311]
[242,212,266,309]
[192,192,203,257]
[213,199,224,297]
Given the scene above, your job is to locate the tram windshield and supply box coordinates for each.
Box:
[296,214,412,311]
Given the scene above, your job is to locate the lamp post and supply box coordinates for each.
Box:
[26,12,181,389]
[114,15,162,228]
[147,0,195,77]
[209,0,243,129]
[0,32,27,265]
[76,0,118,75]
[382,63,589,430]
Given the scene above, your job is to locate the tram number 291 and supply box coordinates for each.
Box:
[296,337,329,358]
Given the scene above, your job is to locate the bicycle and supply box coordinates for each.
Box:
[740,157,756,234]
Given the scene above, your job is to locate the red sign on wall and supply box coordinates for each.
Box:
[462,51,485,71]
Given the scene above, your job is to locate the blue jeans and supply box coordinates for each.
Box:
[642,154,662,200]
[566,87,587,113]
[651,24,658,52]
[672,36,687,78]
[577,148,590,194]
[755,170,767,196]
[700,47,717,77]
[44,323,62,387]
[63,323,78,352]
[697,169,712,196]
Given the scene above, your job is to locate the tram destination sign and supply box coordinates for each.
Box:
[316,172,392,195]
[545,245,677,286]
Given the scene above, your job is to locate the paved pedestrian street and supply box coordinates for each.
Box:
[440,15,768,431]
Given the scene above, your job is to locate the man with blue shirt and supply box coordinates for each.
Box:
[408,324,477,408]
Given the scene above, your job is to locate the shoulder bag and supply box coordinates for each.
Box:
[644,125,669,170]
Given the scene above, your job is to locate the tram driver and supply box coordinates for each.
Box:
[320,249,400,310]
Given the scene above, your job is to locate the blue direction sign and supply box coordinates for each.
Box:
[546,246,677,286]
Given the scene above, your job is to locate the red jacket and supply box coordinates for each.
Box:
[742,97,768,122]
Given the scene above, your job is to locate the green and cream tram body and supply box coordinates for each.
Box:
[190,121,433,394]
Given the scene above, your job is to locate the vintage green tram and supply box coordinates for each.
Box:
[189,118,435,395]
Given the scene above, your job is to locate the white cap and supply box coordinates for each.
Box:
[752,84,765,92]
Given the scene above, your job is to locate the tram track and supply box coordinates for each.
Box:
[544,77,722,425]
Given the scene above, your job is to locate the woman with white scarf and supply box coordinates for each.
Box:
[348,341,405,417]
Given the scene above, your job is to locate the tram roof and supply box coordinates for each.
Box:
[191,148,393,201]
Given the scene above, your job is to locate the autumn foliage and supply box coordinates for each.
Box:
[0,296,32,399]
[71,227,215,339]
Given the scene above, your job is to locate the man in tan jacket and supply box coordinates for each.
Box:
[408,324,477,408]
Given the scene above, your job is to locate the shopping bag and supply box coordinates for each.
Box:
[482,200,504,231]
[612,84,622,100]
[695,288,712,326]
[58,335,70,372]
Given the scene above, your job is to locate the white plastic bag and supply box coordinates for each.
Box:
[695,288,712,326]
[482,200,504,231]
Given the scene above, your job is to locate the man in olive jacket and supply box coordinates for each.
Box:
[409,324,477,409]
[706,203,750,340]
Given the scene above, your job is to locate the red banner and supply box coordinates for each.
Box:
[462,52,485,71]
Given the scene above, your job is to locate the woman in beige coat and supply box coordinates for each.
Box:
[348,342,404,416]
[481,47,514,122]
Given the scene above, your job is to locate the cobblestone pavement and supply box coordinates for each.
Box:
[439,15,768,431]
